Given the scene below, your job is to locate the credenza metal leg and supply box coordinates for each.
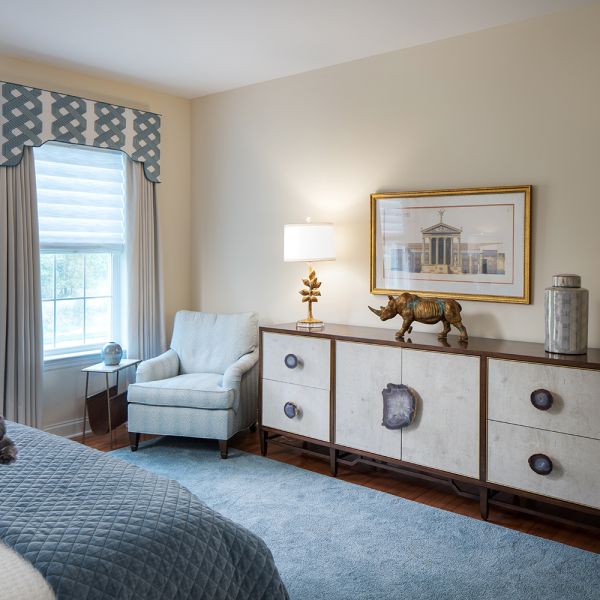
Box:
[260,429,268,456]
[330,448,338,476]
[480,488,490,520]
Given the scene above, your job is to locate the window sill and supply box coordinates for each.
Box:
[43,350,102,371]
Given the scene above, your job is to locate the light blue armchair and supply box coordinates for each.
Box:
[127,310,259,458]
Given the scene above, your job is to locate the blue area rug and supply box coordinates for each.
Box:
[112,437,599,600]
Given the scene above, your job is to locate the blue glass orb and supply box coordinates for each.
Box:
[101,342,123,366]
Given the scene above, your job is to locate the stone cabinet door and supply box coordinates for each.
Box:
[335,341,403,459]
[401,349,480,479]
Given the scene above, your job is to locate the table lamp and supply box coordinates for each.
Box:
[284,219,335,329]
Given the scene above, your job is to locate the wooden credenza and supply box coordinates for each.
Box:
[258,323,600,525]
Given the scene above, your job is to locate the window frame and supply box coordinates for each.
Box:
[34,141,127,363]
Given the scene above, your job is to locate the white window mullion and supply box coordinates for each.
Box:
[82,253,86,345]
[112,252,120,347]
[53,254,57,349]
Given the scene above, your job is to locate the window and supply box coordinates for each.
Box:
[34,142,126,358]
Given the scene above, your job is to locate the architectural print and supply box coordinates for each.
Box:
[390,209,506,276]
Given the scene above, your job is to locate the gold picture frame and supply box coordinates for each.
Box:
[370,186,531,304]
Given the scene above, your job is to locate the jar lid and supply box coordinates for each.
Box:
[552,274,581,288]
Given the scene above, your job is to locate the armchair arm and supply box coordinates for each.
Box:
[135,349,180,384]
[222,348,259,390]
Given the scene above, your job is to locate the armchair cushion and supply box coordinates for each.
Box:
[128,373,235,410]
[170,311,258,375]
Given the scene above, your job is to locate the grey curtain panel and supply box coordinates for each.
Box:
[126,158,164,361]
[0,148,43,426]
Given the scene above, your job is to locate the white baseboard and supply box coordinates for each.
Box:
[44,417,91,439]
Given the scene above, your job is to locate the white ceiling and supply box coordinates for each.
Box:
[0,0,594,98]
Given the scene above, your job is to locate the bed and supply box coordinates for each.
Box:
[0,422,289,600]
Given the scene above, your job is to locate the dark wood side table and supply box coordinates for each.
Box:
[82,359,141,448]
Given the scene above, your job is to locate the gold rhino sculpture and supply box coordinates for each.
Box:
[369,292,468,342]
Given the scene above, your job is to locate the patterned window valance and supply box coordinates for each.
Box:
[0,81,161,182]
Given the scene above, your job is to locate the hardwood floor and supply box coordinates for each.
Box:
[74,424,600,554]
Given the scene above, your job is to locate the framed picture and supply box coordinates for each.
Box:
[370,186,531,303]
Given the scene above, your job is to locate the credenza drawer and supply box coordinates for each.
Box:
[262,332,330,390]
[262,379,330,442]
[488,359,600,440]
[487,420,600,509]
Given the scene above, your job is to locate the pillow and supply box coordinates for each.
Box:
[0,541,56,600]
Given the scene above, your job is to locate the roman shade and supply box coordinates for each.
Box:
[35,142,125,250]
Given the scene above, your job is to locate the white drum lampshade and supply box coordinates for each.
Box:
[284,222,336,263]
[283,220,335,329]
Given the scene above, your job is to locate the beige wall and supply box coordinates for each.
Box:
[191,4,600,346]
[0,55,193,433]
[4,3,599,434]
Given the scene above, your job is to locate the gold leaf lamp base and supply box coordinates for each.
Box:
[297,263,325,329]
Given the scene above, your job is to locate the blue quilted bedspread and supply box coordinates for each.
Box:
[0,422,289,600]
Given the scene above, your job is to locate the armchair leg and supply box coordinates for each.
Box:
[218,439,228,459]
[129,432,140,452]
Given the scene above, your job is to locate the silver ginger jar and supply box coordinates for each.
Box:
[545,274,588,355]
[101,342,123,366]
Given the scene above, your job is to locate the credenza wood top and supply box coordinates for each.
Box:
[260,323,600,369]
